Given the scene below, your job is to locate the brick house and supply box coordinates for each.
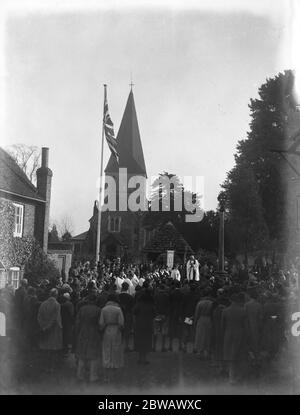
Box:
[0,147,52,287]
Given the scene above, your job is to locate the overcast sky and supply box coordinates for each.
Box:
[1,0,296,235]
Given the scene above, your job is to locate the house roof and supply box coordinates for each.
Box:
[0,147,45,202]
[105,90,147,177]
[143,221,194,254]
[71,231,88,241]
[48,242,73,251]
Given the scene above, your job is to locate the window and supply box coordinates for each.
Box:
[0,312,6,337]
[13,203,24,237]
[0,268,6,289]
[108,216,121,232]
[9,267,20,289]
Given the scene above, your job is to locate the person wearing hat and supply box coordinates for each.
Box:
[133,290,155,365]
[99,293,124,380]
[244,289,263,364]
[221,292,247,384]
[194,288,214,359]
[61,292,74,356]
[37,288,63,373]
[75,293,101,382]
[212,294,229,374]
[14,278,28,332]
[119,282,135,351]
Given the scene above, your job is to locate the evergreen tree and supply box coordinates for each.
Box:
[221,70,297,254]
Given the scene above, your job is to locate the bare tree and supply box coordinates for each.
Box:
[6,144,41,185]
[58,214,74,239]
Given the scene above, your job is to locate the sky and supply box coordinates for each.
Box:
[0,0,297,235]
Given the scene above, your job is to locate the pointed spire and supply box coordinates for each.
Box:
[93,200,99,215]
[105,89,147,177]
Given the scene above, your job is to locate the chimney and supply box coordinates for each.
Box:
[41,147,49,168]
[35,147,53,253]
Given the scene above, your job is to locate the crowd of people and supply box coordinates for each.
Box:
[0,255,299,385]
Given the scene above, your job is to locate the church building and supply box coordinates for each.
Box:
[77,89,150,262]
[72,88,194,263]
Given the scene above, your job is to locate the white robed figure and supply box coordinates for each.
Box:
[186,256,200,281]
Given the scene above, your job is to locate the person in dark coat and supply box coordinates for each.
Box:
[245,290,263,360]
[23,286,40,350]
[211,294,228,374]
[14,279,28,321]
[133,290,155,364]
[14,279,28,345]
[153,283,170,351]
[169,280,183,346]
[181,282,199,351]
[96,283,110,309]
[61,293,75,356]
[119,282,134,351]
[75,293,101,382]
[194,289,214,358]
[261,293,284,359]
[221,292,247,384]
[37,288,63,373]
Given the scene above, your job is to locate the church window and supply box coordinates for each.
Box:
[108,216,121,233]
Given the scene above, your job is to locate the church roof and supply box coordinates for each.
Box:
[143,221,194,254]
[71,231,88,241]
[105,90,147,177]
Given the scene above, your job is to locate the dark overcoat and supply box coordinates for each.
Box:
[133,301,155,353]
[75,303,101,360]
[222,303,246,361]
[244,299,263,355]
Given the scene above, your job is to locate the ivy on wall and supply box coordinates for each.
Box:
[0,198,60,283]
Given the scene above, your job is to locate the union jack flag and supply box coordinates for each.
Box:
[103,87,119,163]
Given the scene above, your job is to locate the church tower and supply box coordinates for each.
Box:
[99,88,147,261]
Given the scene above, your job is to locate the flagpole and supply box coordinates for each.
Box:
[96,84,107,264]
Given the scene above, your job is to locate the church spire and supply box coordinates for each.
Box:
[105,89,147,177]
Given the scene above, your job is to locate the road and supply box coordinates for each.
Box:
[1,338,299,395]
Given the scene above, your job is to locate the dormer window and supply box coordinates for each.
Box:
[13,203,24,237]
[108,216,121,233]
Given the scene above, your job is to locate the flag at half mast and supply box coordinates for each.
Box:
[103,86,119,163]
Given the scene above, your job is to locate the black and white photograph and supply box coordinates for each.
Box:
[0,0,300,399]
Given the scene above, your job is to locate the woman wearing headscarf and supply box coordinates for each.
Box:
[75,292,101,382]
[61,292,75,356]
[37,288,63,373]
[99,293,124,378]
[119,282,135,351]
[194,288,214,359]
